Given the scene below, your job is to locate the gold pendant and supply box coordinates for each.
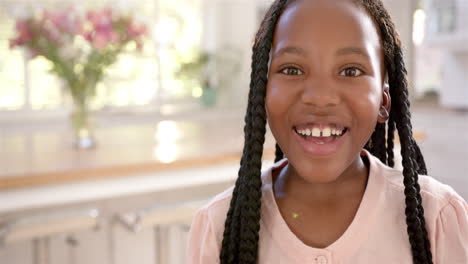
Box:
[292,213,299,219]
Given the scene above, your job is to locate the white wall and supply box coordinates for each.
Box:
[201,0,258,109]
[440,52,468,108]
[423,0,468,108]
[383,0,418,99]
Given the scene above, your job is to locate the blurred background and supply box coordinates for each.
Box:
[0,0,466,263]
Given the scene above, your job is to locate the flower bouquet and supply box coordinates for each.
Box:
[9,6,147,149]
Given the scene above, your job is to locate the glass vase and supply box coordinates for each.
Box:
[201,86,217,107]
[70,100,96,149]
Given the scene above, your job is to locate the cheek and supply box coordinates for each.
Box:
[266,82,294,140]
[357,93,381,140]
[266,82,289,119]
[345,80,382,113]
[360,92,381,114]
[343,83,382,134]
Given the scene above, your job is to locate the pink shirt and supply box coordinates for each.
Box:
[187,151,468,263]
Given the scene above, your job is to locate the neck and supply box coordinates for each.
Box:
[274,155,369,204]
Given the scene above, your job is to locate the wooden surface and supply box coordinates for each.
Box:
[0,117,276,190]
[0,116,425,190]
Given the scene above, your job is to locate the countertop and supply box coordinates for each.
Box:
[0,114,276,190]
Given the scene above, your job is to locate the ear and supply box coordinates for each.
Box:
[377,83,391,123]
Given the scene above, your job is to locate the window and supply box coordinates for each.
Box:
[0,0,204,115]
[0,11,24,110]
[431,0,457,34]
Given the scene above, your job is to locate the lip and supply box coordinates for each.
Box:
[292,127,348,156]
[293,119,350,130]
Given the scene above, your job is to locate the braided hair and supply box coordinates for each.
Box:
[220,0,432,263]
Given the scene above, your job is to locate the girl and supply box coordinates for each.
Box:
[188,0,468,263]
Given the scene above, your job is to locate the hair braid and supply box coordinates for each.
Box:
[410,140,432,263]
[410,137,429,254]
[357,0,433,263]
[386,111,396,167]
[371,122,387,163]
[413,142,427,175]
[220,1,289,263]
[219,51,259,263]
[390,43,432,264]
[238,47,270,262]
[413,172,433,263]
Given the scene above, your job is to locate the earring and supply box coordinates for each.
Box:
[378,107,389,120]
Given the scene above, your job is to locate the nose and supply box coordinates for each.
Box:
[300,77,340,108]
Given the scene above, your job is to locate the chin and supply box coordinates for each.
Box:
[291,159,344,184]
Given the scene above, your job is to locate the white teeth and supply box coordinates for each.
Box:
[311,128,321,137]
[296,126,345,137]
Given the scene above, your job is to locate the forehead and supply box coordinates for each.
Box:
[272,0,381,56]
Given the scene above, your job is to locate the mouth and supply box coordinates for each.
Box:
[292,123,349,156]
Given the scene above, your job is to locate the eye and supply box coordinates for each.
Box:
[280,66,304,76]
[339,67,363,77]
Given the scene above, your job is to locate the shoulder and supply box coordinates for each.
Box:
[370,153,463,211]
[198,185,235,235]
[371,157,467,261]
[188,162,278,251]
[193,160,282,232]
[366,151,466,222]
[383,165,463,209]
[186,186,234,264]
[375,159,468,255]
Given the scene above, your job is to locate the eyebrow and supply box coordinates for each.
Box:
[272,46,307,58]
[335,47,371,60]
[272,46,371,60]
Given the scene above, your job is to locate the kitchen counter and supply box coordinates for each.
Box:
[0,114,277,190]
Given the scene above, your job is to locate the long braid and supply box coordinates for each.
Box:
[412,157,433,264]
[220,1,289,263]
[411,137,429,252]
[220,127,250,263]
[390,59,429,264]
[386,110,396,167]
[220,42,259,264]
[220,45,258,264]
[357,0,433,263]
[371,122,387,163]
[220,2,291,258]
[413,142,427,175]
[410,139,432,262]
[392,35,433,264]
[238,42,270,262]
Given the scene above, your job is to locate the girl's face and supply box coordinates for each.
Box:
[266,0,390,183]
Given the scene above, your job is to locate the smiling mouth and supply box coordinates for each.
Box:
[292,125,349,148]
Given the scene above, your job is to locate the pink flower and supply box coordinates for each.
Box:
[91,30,119,50]
[126,21,147,38]
[83,31,93,42]
[42,20,62,44]
[83,8,121,50]
[43,9,82,35]
[9,20,33,48]
[87,8,113,31]
[10,6,148,54]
